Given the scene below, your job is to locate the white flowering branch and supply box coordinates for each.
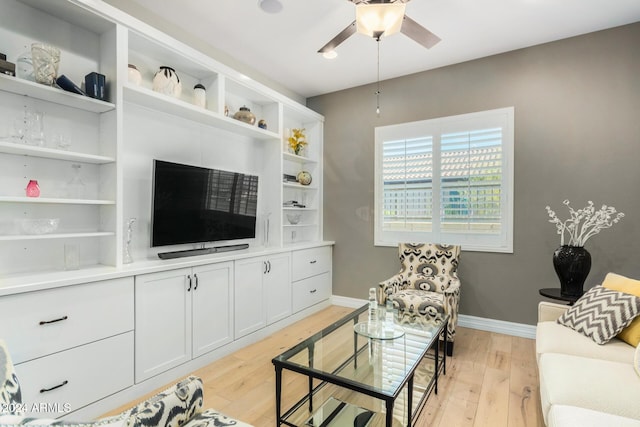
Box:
[545,200,624,246]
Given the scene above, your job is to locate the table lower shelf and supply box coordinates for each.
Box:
[305,397,374,427]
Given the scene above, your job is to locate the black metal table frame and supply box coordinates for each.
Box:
[272,305,448,427]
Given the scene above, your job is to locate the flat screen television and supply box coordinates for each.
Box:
[151,160,258,248]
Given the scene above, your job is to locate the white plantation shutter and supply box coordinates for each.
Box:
[382,137,434,233]
[375,107,513,253]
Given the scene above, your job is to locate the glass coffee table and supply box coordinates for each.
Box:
[272,304,448,427]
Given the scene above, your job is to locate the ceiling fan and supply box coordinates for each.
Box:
[318,0,441,54]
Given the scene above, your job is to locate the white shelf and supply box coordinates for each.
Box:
[0,140,115,164]
[123,85,280,140]
[283,224,317,228]
[283,207,316,211]
[283,182,318,190]
[0,74,116,113]
[0,231,115,241]
[283,152,317,164]
[0,196,115,205]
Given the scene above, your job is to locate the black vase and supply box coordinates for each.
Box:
[552,245,591,297]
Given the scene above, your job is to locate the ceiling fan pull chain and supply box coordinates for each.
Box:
[376,37,381,116]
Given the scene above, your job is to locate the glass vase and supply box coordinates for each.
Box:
[31,43,60,86]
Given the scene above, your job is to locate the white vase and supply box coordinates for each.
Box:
[193,84,206,108]
[127,64,141,86]
[152,66,182,98]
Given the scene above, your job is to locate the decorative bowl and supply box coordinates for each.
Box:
[286,213,302,225]
[16,218,60,235]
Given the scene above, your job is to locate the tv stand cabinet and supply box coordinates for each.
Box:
[0,0,330,422]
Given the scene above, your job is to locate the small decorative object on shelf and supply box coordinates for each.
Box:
[66,164,85,199]
[56,74,86,96]
[16,48,34,81]
[233,106,256,125]
[286,213,301,225]
[224,105,230,117]
[123,218,136,264]
[193,84,206,108]
[546,200,625,297]
[258,119,267,129]
[127,64,141,86]
[30,42,60,86]
[85,72,106,100]
[16,218,59,235]
[152,66,182,98]
[64,243,80,270]
[25,179,40,197]
[288,128,307,155]
[297,170,312,186]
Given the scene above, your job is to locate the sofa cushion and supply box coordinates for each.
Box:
[538,353,640,421]
[536,321,634,364]
[635,344,640,378]
[557,286,640,344]
[603,272,640,346]
[547,405,640,427]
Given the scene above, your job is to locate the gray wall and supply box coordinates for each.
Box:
[308,22,640,325]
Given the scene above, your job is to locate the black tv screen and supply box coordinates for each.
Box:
[151,160,258,247]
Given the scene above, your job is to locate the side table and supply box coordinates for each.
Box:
[539,287,582,305]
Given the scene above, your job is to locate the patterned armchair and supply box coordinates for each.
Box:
[379,243,461,356]
[0,339,251,427]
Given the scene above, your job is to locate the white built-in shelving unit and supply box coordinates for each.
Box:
[0,0,324,282]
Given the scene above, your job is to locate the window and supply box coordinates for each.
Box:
[374,107,514,252]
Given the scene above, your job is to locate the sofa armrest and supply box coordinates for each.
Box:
[121,376,204,427]
[538,301,569,323]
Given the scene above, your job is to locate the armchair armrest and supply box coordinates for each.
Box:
[378,274,406,304]
[538,301,569,323]
[122,376,204,427]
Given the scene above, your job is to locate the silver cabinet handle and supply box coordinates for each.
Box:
[187,275,192,291]
[39,316,68,325]
[194,273,199,290]
[310,289,317,293]
[310,260,317,264]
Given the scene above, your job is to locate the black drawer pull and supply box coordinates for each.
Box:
[310,260,317,264]
[40,380,68,393]
[310,289,317,293]
[39,316,68,325]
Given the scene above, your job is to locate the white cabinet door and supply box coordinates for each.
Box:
[265,254,291,325]
[234,257,266,338]
[192,262,234,358]
[134,268,192,383]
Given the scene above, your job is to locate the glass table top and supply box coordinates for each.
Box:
[273,304,448,397]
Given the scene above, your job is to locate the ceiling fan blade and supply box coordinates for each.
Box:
[318,20,357,53]
[400,15,441,49]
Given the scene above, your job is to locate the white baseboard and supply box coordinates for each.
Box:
[331,295,537,339]
[458,314,536,339]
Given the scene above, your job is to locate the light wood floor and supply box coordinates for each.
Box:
[107,305,545,427]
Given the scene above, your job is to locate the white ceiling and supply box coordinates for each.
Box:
[129,0,640,98]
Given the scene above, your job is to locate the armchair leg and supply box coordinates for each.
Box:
[445,341,454,357]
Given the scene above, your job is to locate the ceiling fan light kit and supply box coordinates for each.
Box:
[258,0,283,14]
[355,3,406,38]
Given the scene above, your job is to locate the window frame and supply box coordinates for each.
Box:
[374,107,514,253]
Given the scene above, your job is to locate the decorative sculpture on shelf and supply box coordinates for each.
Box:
[123,218,136,264]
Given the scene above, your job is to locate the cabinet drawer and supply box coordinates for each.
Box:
[0,277,134,364]
[292,272,331,313]
[14,332,134,418]
[292,247,331,282]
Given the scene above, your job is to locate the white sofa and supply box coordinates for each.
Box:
[536,301,640,427]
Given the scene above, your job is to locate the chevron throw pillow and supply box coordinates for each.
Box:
[557,285,640,345]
